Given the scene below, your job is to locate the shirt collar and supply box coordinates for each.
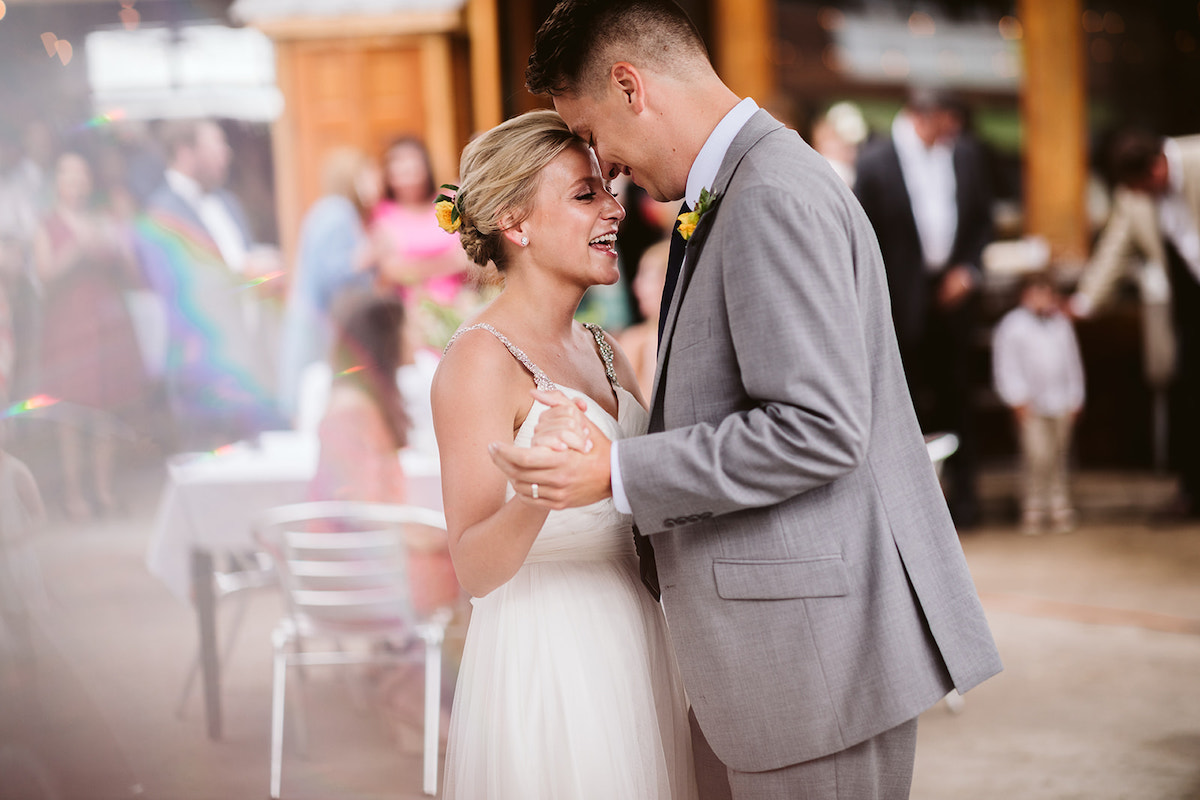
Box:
[685,97,759,208]
[166,169,205,205]
[892,111,950,161]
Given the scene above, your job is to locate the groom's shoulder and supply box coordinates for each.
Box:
[733,126,856,207]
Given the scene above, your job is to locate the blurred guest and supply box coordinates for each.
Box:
[277,147,381,423]
[20,121,57,205]
[0,274,12,405]
[0,420,45,539]
[855,88,994,528]
[1069,128,1200,520]
[306,291,459,748]
[0,124,44,401]
[33,152,146,520]
[993,273,1085,534]
[617,238,670,397]
[0,417,46,646]
[0,123,43,253]
[110,119,167,209]
[372,136,473,350]
[137,119,284,448]
[308,292,409,504]
[812,100,868,187]
[307,291,457,610]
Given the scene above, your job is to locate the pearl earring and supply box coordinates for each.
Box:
[520,236,529,247]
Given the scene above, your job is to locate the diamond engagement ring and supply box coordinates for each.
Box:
[531,483,539,499]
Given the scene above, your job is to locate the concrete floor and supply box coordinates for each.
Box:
[1,458,1198,800]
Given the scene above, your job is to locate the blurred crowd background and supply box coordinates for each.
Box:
[2,0,1200,529]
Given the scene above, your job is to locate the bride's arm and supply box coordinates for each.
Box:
[431,333,551,597]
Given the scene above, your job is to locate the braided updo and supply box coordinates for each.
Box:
[454,110,585,270]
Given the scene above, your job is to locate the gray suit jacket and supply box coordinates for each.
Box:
[619,110,1002,772]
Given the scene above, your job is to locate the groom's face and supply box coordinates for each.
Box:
[554,88,682,204]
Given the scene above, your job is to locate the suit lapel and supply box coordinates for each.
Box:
[647,110,784,420]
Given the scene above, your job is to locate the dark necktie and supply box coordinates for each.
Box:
[657,201,690,343]
[636,201,690,602]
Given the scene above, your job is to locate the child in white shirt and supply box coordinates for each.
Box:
[992,272,1086,533]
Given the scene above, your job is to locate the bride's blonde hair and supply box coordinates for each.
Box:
[454,110,585,270]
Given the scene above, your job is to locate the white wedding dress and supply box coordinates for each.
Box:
[442,323,697,800]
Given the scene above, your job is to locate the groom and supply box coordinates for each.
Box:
[491,1,1002,796]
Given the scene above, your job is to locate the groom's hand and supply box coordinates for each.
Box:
[489,390,614,509]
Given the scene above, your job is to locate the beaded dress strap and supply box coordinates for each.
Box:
[445,322,622,393]
[445,323,556,391]
[582,322,622,391]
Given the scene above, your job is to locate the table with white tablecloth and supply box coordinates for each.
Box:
[146,432,442,739]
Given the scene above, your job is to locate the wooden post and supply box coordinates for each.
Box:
[466,0,503,131]
[421,33,460,183]
[712,0,775,102]
[504,0,543,115]
[269,39,300,272]
[1018,0,1088,264]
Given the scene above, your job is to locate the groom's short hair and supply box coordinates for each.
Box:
[526,0,709,98]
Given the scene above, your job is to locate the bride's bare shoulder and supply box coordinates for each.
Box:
[433,325,534,416]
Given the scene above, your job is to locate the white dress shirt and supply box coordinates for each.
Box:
[165,169,248,274]
[892,112,957,272]
[1156,137,1200,285]
[611,98,760,515]
[992,306,1085,417]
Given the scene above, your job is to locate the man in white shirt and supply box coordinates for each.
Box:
[139,119,284,447]
[854,89,995,529]
[1069,128,1200,520]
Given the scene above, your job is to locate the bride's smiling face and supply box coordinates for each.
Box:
[516,144,625,287]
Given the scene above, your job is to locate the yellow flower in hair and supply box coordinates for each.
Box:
[435,200,460,233]
[434,183,462,233]
[676,187,718,241]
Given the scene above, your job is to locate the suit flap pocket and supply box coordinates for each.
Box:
[713,556,849,600]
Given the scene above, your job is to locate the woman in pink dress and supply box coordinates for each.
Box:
[371,137,475,350]
[34,151,145,521]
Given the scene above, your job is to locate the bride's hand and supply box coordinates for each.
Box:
[529,390,594,453]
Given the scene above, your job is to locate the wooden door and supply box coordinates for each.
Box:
[272,34,462,269]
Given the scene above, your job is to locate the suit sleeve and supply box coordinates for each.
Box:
[619,186,872,534]
[1076,197,1137,313]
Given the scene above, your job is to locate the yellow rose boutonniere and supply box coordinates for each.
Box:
[434,183,462,233]
[676,187,718,242]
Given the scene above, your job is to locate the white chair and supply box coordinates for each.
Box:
[254,501,454,799]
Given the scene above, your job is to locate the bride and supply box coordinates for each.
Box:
[431,110,697,800]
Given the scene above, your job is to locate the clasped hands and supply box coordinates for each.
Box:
[488,389,614,509]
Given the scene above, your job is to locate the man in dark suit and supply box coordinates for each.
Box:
[138,119,284,447]
[854,89,994,528]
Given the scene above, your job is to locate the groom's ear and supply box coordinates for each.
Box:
[610,63,646,114]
